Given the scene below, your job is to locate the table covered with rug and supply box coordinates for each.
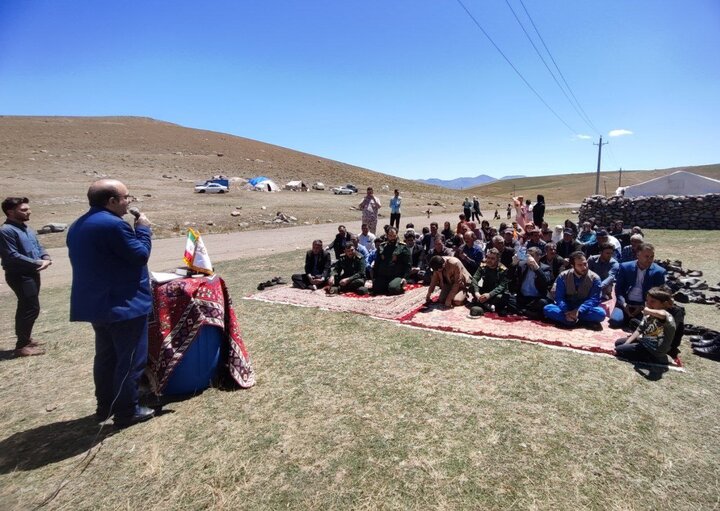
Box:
[147,275,255,395]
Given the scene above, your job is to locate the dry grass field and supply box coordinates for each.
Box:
[1,117,720,510]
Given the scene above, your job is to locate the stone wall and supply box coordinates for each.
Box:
[578,194,720,230]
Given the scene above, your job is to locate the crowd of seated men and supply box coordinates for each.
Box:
[291,214,683,363]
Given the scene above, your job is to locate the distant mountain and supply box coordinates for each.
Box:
[417,174,497,190]
[500,175,527,180]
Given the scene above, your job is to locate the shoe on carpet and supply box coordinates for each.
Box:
[14,345,45,357]
[114,406,155,428]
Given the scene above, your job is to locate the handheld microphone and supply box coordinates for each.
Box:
[128,206,141,219]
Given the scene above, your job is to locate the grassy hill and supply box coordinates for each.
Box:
[470,164,720,205]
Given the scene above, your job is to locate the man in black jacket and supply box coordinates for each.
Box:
[325,225,353,260]
[532,194,545,226]
[292,239,331,290]
[556,229,582,260]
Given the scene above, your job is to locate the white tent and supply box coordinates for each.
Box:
[244,176,280,192]
[284,180,307,191]
[621,171,720,198]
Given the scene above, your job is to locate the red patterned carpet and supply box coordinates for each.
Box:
[246,286,683,367]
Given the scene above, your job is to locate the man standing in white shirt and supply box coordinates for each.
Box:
[389,189,402,230]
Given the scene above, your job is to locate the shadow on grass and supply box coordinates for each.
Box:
[0,415,115,473]
[633,364,668,381]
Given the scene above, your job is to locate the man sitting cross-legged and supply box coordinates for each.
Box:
[292,239,331,290]
[469,248,510,315]
[426,255,472,307]
[371,227,410,295]
[509,246,552,320]
[326,244,368,295]
[544,251,605,330]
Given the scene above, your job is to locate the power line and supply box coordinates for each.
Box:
[503,0,599,137]
[516,0,603,136]
[454,0,579,135]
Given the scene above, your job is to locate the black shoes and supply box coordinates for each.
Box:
[114,406,156,428]
[690,332,720,360]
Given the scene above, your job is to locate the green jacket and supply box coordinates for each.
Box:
[332,252,366,282]
[470,263,509,297]
[374,241,411,279]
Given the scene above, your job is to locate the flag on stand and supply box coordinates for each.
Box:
[183,228,214,275]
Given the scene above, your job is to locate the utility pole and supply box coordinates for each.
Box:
[618,167,623,187]
[594,136,608,195]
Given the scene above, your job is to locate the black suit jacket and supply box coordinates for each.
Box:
[304,250,332,279]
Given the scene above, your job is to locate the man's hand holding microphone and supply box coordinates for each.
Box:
[128,206,151,228]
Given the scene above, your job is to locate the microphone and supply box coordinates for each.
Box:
[128,206,141,219]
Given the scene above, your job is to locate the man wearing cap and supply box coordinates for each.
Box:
[610,243,666,329]
[544,251,605,330]
[620,233,643,263]
[0,197,52,357]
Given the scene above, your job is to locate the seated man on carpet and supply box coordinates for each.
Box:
[469,248,510,315]
[587,242,619,301]
[326,225,353,260]
[620,233,643,263]
[454,231,484,275]
[371,227,411,295]
[583,230,621,260]
[426,255,472,307]
[366,237,382,279]
[292,239,331,290]
[488,234,515,270]
[327,244,368,295]
[614,286,677,364]
[544,251,605,330]
[540,242,566,281]
[609,242,666,329]
[358,223,376,253]
[509,246,552,320]
[524,227,547,255]
[404,230,427,284]
[577,221,596,245]
[557,228,582,260]
[349,233,369,261]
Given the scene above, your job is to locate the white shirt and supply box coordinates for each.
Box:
[358,232,376,252]
[628,267,647,303]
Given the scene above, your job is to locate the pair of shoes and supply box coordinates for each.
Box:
[114,406,155,428]
[14,345,45,357]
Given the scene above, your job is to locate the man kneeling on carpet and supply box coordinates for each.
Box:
[426,255,472,307]
[614,286,677,364]
[327,244,368,295]
[469,248,510,315]
[544,251,605,330]
[372,227,411,295]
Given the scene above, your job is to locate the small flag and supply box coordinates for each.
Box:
[183,228,214,275]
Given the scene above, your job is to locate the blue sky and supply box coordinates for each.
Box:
[1,0,718,179]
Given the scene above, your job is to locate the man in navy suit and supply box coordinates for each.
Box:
[67,179,155,427]
[609,243,666,329]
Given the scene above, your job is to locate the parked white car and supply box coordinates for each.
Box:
[332,186,354,195]
[312,182,326,190]
[195,182,229,193]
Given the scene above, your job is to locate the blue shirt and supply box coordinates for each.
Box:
[0,220,49,274]
[389,196,402,214]
[555,271,602,312]
[587,255,619,289]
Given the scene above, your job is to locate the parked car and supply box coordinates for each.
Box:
[332,186,354,195]
[345,184,358,193]
[312,182,326,190]
[195,182,229,193]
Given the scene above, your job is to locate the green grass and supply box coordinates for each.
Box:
[1,233,720,510]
